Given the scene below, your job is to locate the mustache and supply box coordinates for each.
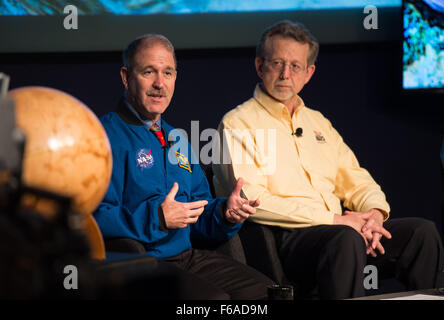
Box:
[147,89,167,97]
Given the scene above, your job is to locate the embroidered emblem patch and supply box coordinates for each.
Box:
[136,148,154,171]
[314,131,326,143]
[176,152,192,173]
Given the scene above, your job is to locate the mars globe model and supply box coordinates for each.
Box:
[8,86,112,260]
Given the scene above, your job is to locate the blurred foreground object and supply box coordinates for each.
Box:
[0,83,167,299]
[8,87,112,219]
[7,87,113,260]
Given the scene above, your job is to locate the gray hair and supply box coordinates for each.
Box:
[122,34,177,70]
[256,20,319,66]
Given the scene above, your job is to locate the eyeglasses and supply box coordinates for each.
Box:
[263,58,307,75]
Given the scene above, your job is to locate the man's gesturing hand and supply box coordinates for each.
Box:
[161,182,208,229]
[225,178,260,224]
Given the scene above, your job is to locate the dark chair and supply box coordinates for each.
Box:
[105,237,146,254]
[201,165,287,284]
[191,233,247,265]
[238,221,288,284]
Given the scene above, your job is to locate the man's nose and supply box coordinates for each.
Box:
[152,73,164,88]
[279,63,291,80]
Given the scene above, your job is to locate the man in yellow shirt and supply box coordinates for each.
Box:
[213,20,444,299]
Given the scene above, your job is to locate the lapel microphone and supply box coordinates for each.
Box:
[292,127,303,137]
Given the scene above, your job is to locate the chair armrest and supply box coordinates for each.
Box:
[104,238,146,254]
[215,233,247,265]
[239,221,288,285]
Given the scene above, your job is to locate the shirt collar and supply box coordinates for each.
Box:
[253,84,305,120]
[124,97,161,130]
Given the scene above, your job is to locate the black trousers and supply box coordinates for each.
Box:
[159,249,274,300]
[274,218,444,299]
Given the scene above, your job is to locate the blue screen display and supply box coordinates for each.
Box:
[403,0,444,90]
[1,0,401,15]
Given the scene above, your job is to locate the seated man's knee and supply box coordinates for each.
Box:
[413,218,438,232]
[411,218,441,242]
[400,217,440,238]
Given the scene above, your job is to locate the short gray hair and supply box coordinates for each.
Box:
[122,34,177,70]
[256,20,319,66]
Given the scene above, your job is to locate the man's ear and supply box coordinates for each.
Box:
[304,64,316,85]
[255,57,264,79]
[120,67,130,90]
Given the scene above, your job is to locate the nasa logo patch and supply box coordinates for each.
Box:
[136,148,154,171]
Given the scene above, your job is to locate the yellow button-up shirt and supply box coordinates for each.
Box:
[212,85,390,229]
